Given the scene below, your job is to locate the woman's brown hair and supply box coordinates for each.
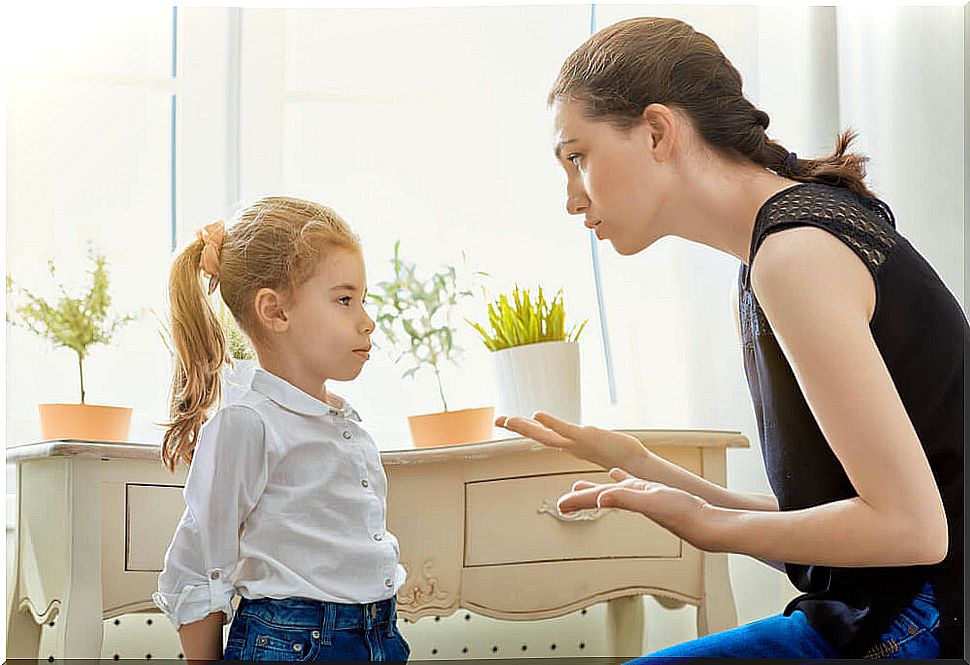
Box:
[549,17,875,198]
[162,196,361,471]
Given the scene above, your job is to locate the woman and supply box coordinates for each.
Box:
[497,16,964,659]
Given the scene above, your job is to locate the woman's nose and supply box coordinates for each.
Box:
[566,178,590,215]
[566,194,589,216]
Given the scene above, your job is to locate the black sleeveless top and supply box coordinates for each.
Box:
[738,183,966,656]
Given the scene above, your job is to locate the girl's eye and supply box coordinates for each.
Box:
[338,296,352,305]
[567,153,582,166]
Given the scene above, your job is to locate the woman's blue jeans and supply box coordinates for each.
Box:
[223,595,410,662]
[627,581,939,660]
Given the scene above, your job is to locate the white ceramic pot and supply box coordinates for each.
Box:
[492,340,581,423]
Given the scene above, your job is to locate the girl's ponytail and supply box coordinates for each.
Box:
[162,223,227,472]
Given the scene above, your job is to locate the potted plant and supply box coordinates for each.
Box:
[369,240,494,448]
[6,251,136,442]
[468,284,588,423]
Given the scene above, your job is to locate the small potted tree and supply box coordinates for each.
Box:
[369,240,494,447]
[7,251,136,442]
[468,284,587,423]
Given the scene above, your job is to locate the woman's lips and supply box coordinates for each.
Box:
[353,349,370,360]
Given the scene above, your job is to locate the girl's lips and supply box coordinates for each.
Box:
[353,350,370,360]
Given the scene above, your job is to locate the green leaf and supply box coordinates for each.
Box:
[6,250,137,402]
[466,282,586,351]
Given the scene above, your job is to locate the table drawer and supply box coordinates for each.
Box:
[126,484,186,572]
[464,471,681,566]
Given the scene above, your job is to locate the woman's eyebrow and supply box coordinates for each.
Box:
[554,138,576,159]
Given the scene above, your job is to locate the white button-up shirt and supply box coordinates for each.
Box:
[152,367,407,629]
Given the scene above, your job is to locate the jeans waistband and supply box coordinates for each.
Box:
[237,595,398,643]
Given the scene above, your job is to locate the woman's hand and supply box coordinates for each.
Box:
[563,468,719,552]
[495,411,656,474]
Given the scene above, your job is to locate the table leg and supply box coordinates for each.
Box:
[52,460,104,658]
[697,448,739,637]
[6,595,43,658]
[606,594,645,658]
[697,551,738,636]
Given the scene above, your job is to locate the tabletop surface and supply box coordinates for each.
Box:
[6,429,748,466]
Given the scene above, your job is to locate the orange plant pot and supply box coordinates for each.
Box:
[407,406,496,448]
[38,403,133,442]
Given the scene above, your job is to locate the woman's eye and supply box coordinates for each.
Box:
[567,153,581,166]
[338,296,352,305]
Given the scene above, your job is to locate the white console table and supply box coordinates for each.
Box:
[6,430,747,658]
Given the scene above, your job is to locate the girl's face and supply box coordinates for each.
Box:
[283,247,375,383]
[552,97,674,255]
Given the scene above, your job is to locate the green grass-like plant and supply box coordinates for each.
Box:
[467,284,588,352]
[368,240,481,412]
[6,251,136,404]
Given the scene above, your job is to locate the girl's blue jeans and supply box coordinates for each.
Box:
[627,581,939,660]
[223,595,410,662]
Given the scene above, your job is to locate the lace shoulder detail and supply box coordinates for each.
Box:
[752,184,898,271]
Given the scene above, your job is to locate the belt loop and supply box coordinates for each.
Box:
[384,598,396,637]
[320,601,336,646]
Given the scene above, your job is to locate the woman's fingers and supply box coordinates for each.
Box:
[558,477,652,513]
[495,414,572,448]
[597,487,646,511]
[557,485,605,513]
[533,411,586,440]
[609,467,636,482]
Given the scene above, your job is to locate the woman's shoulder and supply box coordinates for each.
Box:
[752,182,900,279]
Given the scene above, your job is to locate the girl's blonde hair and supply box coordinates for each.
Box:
[162,196,361,471]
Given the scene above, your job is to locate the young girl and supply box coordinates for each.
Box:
[152,196,411,662]
[498,16,965,660]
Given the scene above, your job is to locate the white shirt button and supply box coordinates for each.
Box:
[329,408,339,416]
[361,479,369,488]
[342,431,352,440]
[209,570,220,580]
[384,578,393,588]
[374,533,383,541]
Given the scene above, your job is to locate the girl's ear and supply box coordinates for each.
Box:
[641,103,679,162]
[254,287,289,333]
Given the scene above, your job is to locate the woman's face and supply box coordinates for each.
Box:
[552,97,673,255]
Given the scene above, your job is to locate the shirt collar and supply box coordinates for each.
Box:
[250,367,361,421]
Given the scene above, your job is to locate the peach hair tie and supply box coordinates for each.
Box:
[196,220,226,295]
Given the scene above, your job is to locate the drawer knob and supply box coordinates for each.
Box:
[537,499,611,522]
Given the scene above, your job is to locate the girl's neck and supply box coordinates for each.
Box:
[254,351,339,408]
